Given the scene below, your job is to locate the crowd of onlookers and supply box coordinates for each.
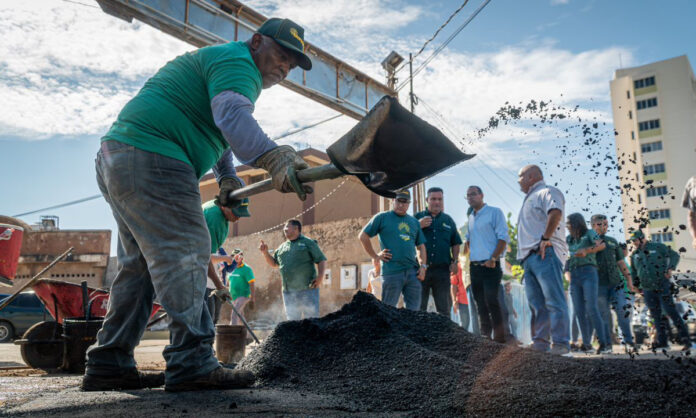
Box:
[356,167,696,355]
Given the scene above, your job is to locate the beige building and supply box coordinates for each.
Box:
[610,55,696,273]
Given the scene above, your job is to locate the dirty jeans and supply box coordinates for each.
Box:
[570,265,609,347]
[205,288,222,325]
[283,288,319,320]
[457,303,470,330]
[643,280,691,346]
[87,141,219,384]
[597,284,634,345]
[381,268,422,310]
[522,248,570,350]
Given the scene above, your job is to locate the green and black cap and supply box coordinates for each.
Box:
[257,17,312,71]
[231,198,251,218]
[395,189,411,202]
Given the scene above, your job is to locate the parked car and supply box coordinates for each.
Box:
[0,292,50,343]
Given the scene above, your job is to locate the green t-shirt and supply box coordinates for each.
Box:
[630,242,680,291]
[362,211,426,275]
[273,235,327,292]
[102,41,263,179]
[566,229,600,271]
[228,263,255,300]
[202,201,229,253]
[595,235,624,287]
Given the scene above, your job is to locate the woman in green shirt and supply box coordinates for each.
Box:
[564,213,610,353]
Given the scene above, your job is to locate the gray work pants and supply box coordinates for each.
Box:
[86,141,219,384]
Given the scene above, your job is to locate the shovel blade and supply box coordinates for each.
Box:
[327,96,474,198]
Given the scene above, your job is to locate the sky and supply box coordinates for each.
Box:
[1,0,695,254]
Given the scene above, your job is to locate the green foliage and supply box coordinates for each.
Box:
[505,212,520,268]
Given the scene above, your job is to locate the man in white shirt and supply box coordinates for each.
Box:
[516,165,570,355]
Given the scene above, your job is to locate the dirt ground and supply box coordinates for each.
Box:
[1,293,695,416]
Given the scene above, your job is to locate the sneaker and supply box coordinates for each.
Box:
[570,343,581,352]
[681,342,696,352]
[550,345,572,357]
[580,345,594,353]
[596,345,613,354]
[81,369,164,391]
[165,366,255,392]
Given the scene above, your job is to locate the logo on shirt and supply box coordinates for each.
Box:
[442,223,451,229]
[398,222,410,234]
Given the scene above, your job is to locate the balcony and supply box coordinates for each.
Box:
[639,128,662,139]
[649,218,672,229]
[645,172,667,182]
[635,85,657,96]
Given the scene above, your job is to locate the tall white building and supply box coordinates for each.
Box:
[610,55,696,273]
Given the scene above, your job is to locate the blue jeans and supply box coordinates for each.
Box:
[87,141,219,384]
[570,265,609,346]
[643,280,691,346]
[381,269,422,310]
[282,288,320,320]
[467,287,480,335]
[458,303,470,330]
[597,284,634,345]
[522,248,569,350]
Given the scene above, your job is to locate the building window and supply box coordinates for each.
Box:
[637,194,642,204]
[633,151,637,161]
[634,76,656,89]
[651,232,673,243]
[636,97,658,110]
[631,131,635,140]
[628,110,633,119]
[646,185,668,197]
[638,119,660,131]
[626,90,631,99]
[640,141,663,153]
[648,209,671,220]
[643,163,665,175]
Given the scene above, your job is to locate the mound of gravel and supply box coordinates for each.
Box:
[240,292,696,416]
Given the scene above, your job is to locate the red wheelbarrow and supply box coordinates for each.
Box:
[13,278,161,371]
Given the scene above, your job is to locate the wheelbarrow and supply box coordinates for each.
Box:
[13,279,161,372]
[229,96,475,200]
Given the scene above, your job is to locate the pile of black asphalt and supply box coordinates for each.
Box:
[240,291,696,416]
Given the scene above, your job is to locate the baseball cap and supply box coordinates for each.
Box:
[395,189,411,202]
[257,18,312,71]
[231,198,251,218]
[629,230,644,241]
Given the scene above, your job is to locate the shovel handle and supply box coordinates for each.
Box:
[228,164,344,200]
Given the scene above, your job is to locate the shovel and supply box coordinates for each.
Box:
[229,96,474,200]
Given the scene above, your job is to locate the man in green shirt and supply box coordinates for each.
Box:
[259,219,327,320]
[590,214,636,348]
[414,187,462,316]
[203,199,250,324]
[359,190,427,310]
[628,230,694,350]
[226,250,255,326]
[84,18,314,392]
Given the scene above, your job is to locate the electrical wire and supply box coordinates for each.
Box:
[396,0,493,92]
[13,195,102,217]
[272,114,343,141]
[394,0,470,75]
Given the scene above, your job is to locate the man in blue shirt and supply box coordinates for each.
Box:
[415,187,462,315]
[465,186,509,343]
[359,190,427,310]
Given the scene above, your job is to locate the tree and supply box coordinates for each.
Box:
[505,212,519,268]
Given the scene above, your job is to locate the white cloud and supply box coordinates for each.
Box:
[551,0,570,5]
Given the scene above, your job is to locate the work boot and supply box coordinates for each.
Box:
[164,366,255,392]
[81,369,165,391]
[549,345,572,357]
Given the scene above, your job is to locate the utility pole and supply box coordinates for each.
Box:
[409,53,426,214]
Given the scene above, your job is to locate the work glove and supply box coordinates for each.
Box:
[210,289,232,303]
[255,145,313,201]
[215,177,244,208]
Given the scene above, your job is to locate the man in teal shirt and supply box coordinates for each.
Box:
[359,190,427,310]
[259,219,327,320]
[628,230,694,350]
[84,18,314,392]
[226,250,255,326]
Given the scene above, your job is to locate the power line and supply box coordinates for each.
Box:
[396,0,493,92]
[13,195,102,217]
[395,1,470,74]
[62,0,99,9]
[272,113,343,141]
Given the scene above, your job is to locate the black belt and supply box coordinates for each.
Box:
[427,263,450,269]
[471,260,500,266]
[520,248,539,265]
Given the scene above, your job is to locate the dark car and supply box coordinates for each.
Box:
[0,293,50,343]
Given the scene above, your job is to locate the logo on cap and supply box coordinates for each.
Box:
[289,27,305,51]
